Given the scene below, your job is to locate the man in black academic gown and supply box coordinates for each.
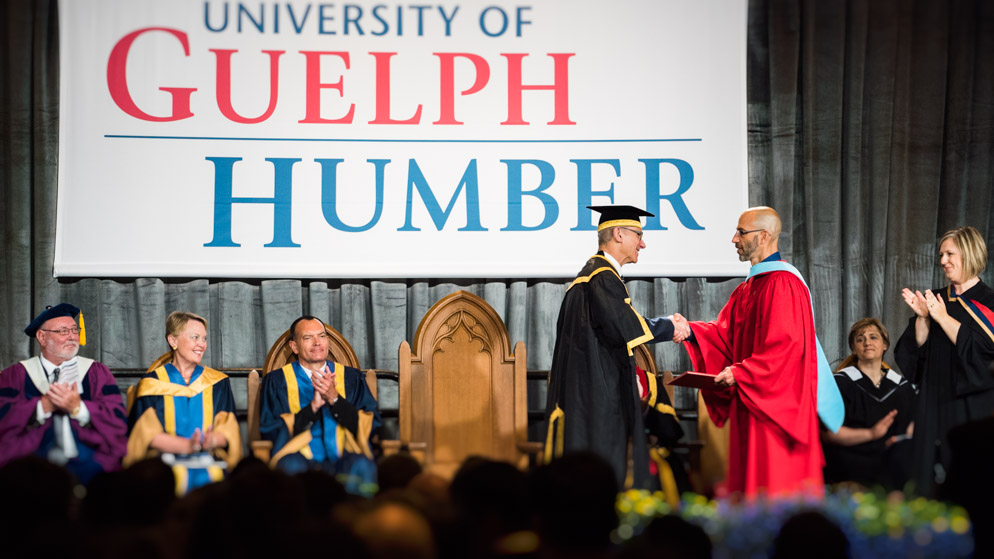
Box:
[544,205,688,489]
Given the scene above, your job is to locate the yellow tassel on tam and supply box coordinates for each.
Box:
[79,312,86,346]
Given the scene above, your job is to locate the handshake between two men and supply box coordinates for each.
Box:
[664,313,736,388]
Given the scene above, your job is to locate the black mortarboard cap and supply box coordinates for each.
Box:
[587,205,654,231]
[24,303,80,338]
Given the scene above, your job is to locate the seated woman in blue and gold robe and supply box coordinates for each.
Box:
[125,311,242,494]
[260,316,381,494]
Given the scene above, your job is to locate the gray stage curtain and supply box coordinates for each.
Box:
[749,0,993,360]
[2,0,992,418]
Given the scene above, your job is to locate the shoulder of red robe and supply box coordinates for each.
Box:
[747,260,845,432]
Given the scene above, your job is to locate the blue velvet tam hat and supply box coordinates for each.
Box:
[25,303,80,338]
[587,205,654,231]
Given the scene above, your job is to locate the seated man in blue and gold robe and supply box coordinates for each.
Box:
[260,316,381,493]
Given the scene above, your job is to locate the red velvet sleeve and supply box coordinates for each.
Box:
[684,286,740,427]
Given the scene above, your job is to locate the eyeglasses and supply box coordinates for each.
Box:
[40,327,80,336]
[620,227,643,240]
[734,228,765,237]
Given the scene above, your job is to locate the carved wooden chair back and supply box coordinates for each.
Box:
[397,290,529,478]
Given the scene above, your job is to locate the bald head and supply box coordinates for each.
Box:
[743,206,781,241]
[733,206,782,265]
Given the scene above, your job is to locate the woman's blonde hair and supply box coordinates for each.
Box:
[939,226,988,280]
[165,310,207,349]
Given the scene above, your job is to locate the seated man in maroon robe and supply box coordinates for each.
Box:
[0,304,128,484]
[681,207,826,499]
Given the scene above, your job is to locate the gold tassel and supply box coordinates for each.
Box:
[650,447,681,509]
[78,312,86,346]
[544,405,565,465]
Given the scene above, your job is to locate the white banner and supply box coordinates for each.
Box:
[56,0,748,278]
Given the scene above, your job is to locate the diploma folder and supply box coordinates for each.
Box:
[666,372,721,389]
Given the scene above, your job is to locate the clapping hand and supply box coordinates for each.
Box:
[46,382,81,415]
[312,365,339,406]
[923,290,949,321]
[188,427,204,453]
[869,409,897,441]
[671,313,691,343]
[901,288,929,318]
[202,425,227,451]
[310,385,326,412]
[885,420,914,448]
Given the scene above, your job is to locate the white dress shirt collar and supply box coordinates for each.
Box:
[39,355,76,380]
[602,252,624,277]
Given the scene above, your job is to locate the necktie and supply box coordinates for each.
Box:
[47,366,70,465]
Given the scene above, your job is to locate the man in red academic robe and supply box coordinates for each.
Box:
[681,207,827,499]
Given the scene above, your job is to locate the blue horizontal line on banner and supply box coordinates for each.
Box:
[103,135,703,143]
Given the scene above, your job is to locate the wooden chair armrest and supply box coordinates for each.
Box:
[376,439,427,460]
[250,440,273,463]
[377,440,427,451]
[516,441,544,455]
[378,439,404,452]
